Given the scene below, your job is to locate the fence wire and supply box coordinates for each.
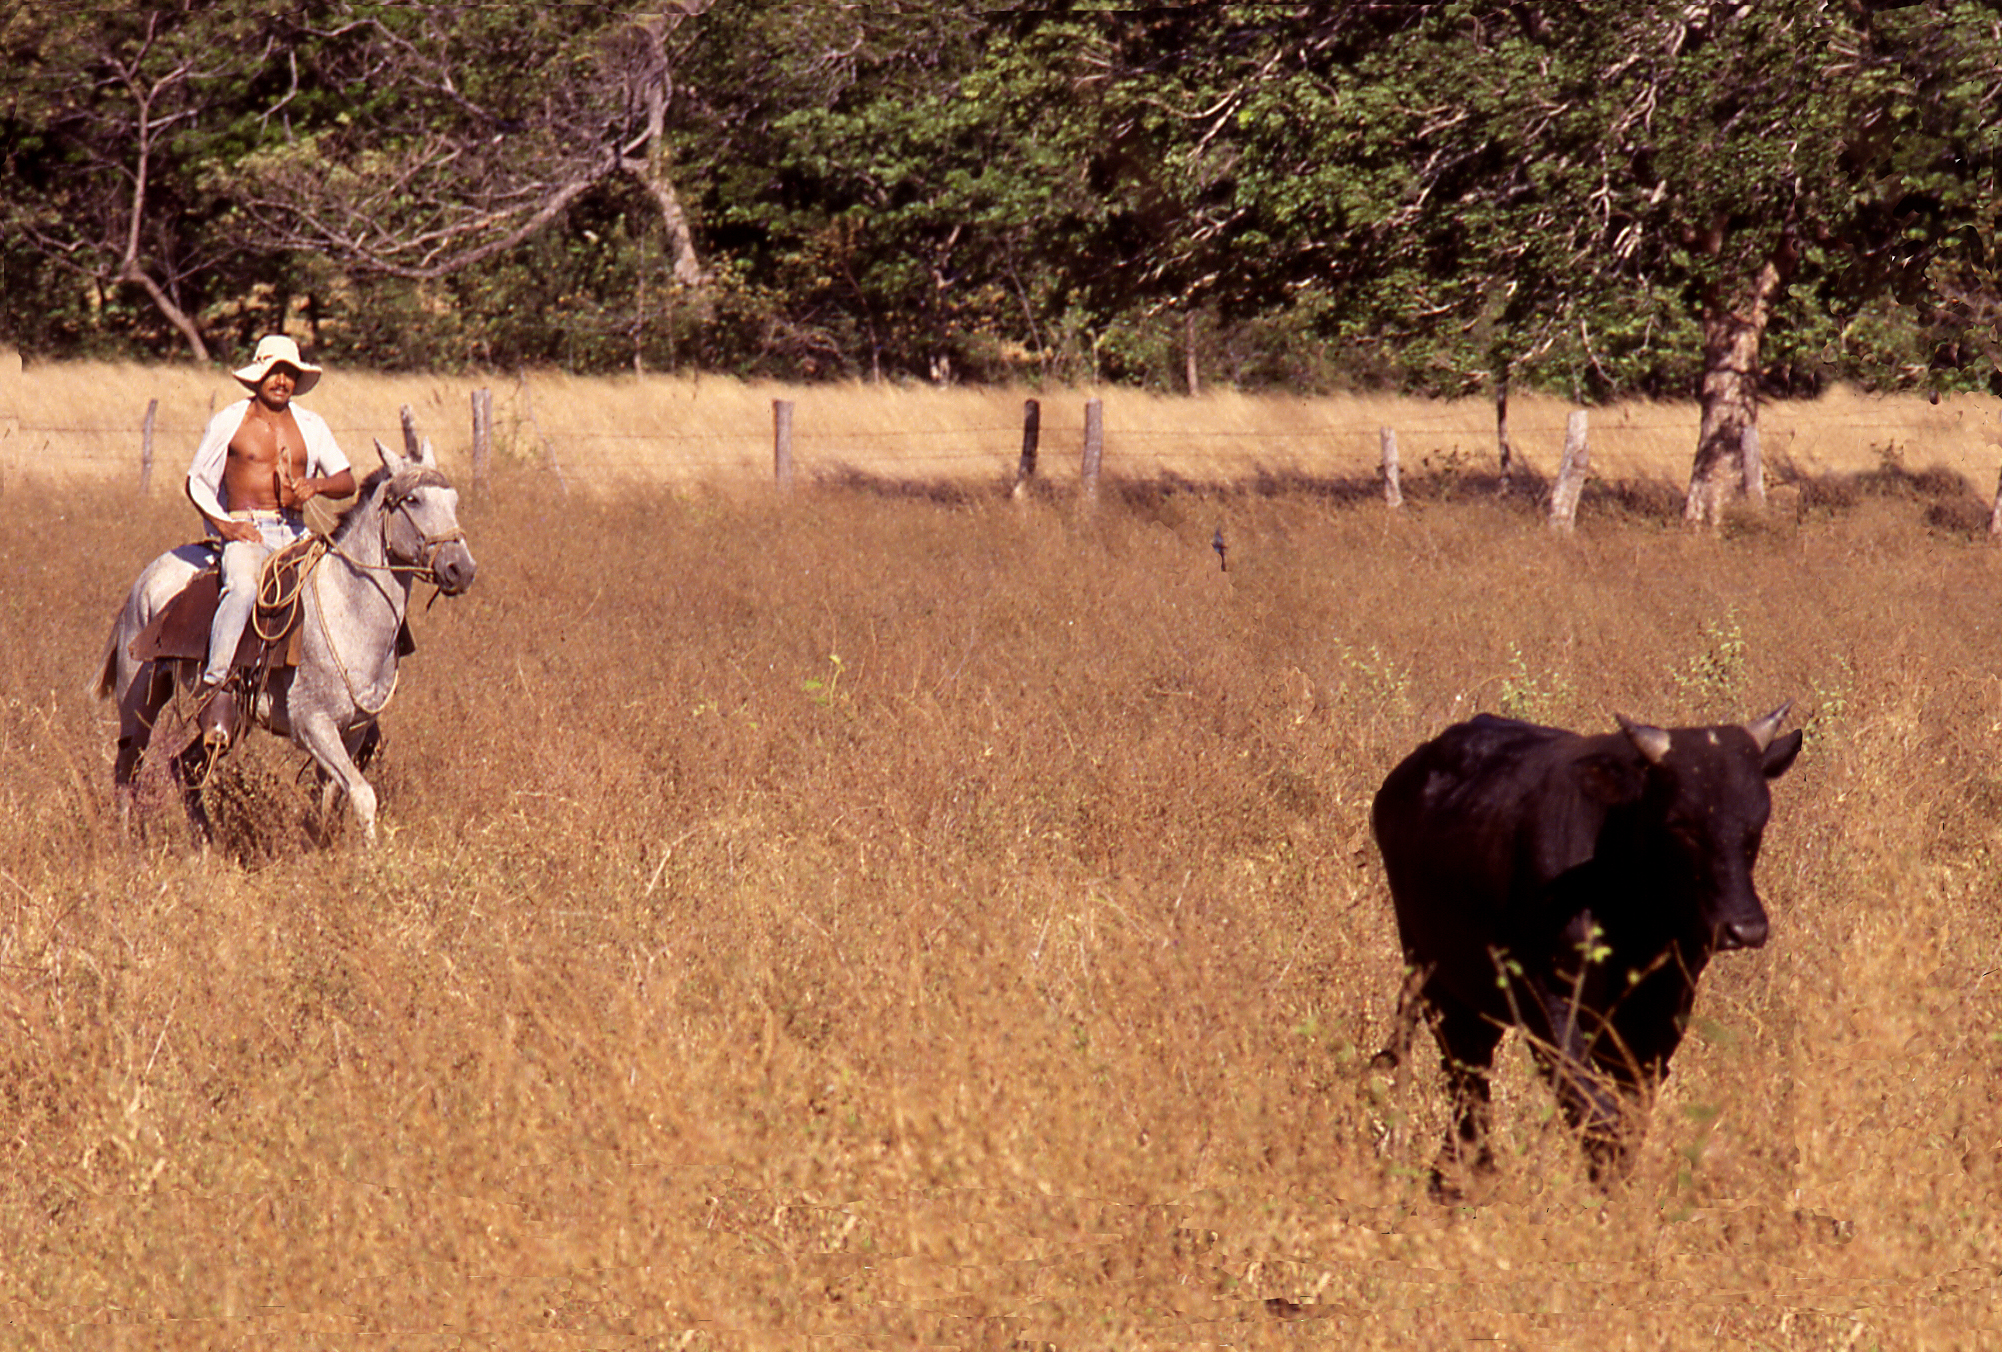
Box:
[7,404,1998,488]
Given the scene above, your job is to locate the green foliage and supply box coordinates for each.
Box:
[1497,642,1575,726]
[1330,640,1414,722]
[1,0,1997,403]
[1673,609,1749,712]
[1803,657,1855,751]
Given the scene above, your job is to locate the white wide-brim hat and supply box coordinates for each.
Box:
[234,335,322,396]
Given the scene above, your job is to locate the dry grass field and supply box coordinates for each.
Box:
[3,360,2002,1348]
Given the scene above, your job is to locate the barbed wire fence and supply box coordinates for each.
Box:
[9,386,2001,533]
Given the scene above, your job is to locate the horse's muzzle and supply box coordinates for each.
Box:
[432,544,477,596]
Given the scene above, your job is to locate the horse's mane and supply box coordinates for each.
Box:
[330,465,395,545]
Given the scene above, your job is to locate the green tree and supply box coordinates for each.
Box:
[0,3,297,360]
[1187,1,2002,517]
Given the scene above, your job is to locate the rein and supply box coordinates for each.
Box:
[308,467,464,716]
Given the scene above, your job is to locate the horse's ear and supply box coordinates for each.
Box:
[418,436,437,468]
[374,436,409,475]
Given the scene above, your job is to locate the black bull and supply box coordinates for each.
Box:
[1371,706,1801,1187]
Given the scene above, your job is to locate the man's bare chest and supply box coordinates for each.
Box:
[227,411,307,471]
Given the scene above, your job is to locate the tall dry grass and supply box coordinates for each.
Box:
[2,447,2000,1346]
[5,354,2000,492]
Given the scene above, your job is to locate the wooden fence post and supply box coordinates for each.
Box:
[1742,423,1765,509]
[1080,398,1104,502]
[1989,460,2002,539]
[1548,410,1590,532]
[773,399,795,496]
[470,388,493,495]
[399,403,422,461]
[1011,398,1040,499]
[139,398,158,496]
[1380,426,1403,509]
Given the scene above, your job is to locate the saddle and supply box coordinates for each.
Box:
[128,538,416,672]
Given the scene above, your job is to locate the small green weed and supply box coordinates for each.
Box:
[1673,608,1748,709]
[802,652,846,706]
[1497,640,1574,724]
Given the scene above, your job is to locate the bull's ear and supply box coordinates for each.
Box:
[1762,729,1803,780]
[1575,752,1647,806]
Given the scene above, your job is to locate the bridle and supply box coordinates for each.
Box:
[319,466,465,584]
[378,467,468,584]
[309,466,469,716]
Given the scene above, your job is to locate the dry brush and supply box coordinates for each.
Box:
[1,471,1998,1348]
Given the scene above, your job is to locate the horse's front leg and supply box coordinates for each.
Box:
[313,722,383,844]
[294,712,379,846]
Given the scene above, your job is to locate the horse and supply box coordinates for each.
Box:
[95,435,476,845]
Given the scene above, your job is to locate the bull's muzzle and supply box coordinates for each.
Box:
[1714,911,1770,951]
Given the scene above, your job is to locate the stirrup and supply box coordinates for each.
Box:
[196,681,241,751]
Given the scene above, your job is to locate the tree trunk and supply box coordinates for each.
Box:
[621,142,706,288]
[1684,245,1793,526]
[117,50,209,363]
[618,19,706,289]
[120,261,210,363]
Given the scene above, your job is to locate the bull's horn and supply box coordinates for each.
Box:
[1745,701,1792,752]
[1616,713,1671,765]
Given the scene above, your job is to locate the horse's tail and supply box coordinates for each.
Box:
[91,627,119,701]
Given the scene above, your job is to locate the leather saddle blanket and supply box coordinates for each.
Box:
[128,538,415,671]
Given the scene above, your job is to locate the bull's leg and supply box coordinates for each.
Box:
[1427,983,1505,1196]
[1367,963,1438,1165]
[1371,962,1435,1078]
[1528,984,1633,1182]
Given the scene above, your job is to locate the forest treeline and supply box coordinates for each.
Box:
[5,3,1999,498]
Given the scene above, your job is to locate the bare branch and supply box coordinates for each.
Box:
[230,6,708,286]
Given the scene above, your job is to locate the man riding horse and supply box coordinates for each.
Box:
[187,335,355,743]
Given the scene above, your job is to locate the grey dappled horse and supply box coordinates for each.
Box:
[96,436,476,845]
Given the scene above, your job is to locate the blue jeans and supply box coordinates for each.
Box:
[204,511,308,686]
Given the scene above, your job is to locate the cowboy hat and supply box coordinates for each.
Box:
[233,335,322,395]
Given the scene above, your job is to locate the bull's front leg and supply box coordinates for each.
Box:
[1531,945,1634,1180]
